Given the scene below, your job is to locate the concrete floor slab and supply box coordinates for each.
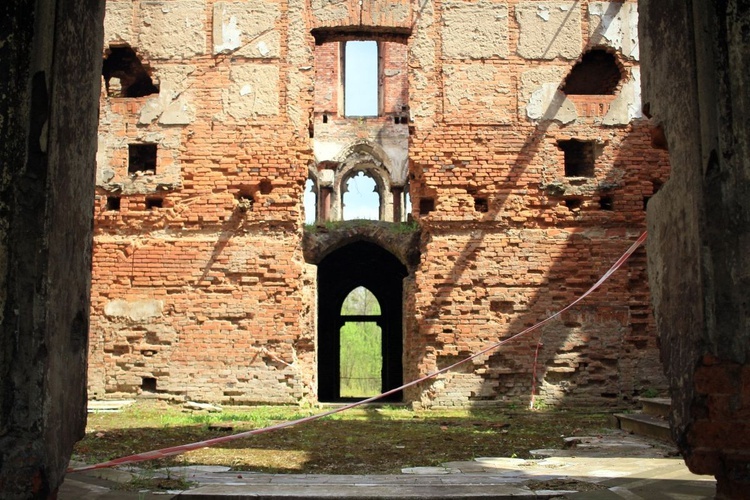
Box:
[59,432,716,499]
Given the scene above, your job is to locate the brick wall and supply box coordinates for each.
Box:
[92,0,670,407]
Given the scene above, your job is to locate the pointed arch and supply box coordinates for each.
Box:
[317,241,407,402]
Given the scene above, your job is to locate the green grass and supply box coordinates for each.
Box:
[75,401,614,476]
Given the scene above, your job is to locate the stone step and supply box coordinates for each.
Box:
[614,412,672,443]
[178,483,568,499]
[637,397,672,418]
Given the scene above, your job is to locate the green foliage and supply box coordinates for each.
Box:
[340,321,382,397]
[340,287,383,397]
[640,388,660,398]
[76,401,614,475]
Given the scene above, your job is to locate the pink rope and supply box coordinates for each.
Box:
[69,232,647,473]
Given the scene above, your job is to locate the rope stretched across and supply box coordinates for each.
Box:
[69,231,647,473]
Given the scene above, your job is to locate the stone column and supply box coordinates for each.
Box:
[0,0,104,497]
[392,186,403,222]
[640,1,750,497]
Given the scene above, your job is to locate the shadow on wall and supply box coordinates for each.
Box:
[408,75,669,409]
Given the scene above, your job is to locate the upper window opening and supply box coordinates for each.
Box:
[304,178,317,225]
[102,46,159,98]
[128,144,157,174]
[341,286,381,316]
[403,186,412,222]
[562,49,622,95]
[344,41,379,117]
[343,171,380,220]
[559,139,597,177]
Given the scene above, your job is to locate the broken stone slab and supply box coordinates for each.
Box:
[185,401,223,413]
[87,400,136,413]
[400,466,452,475]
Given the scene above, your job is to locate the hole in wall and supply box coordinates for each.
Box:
[419,198,435,215]
[474,197,489,213]
[562,49,623,95]
[259,179,273,195]
[106,196,121,211]
[565,198,582,211]
[599,195,613,211]
[128,143,157,174]
[237,192,254,212]
[141,377,157,392]
[558,139,596,177]
[145,197,163,209]
[102,45,159,98]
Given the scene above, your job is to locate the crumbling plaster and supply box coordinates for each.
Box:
[104,1,134,45]
[589,2,639,60]
[139,0,207,60]
[212,1,281,58]
[222,64,280,119]
[443,63,513,124]
[441,0,509,60]
[516,2,582,60]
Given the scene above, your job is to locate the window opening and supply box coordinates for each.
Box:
[474,197,489,213]
[304,178,317,224]
[559,139,596,177]
[145,196,163,209]
[403,189,412,221]
[561,49,622,95]
[343,171,380,220]
[141,377,157,392]
[341,286,381,316]
[344,41,378,117]
[106,196,121,211]
[102,46,159,98]
[128,144,157,174]
[419,197,435,215]
[599,195,614,210]
[565,198,583,210]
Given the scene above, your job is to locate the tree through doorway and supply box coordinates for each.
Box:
[317,241,407,402]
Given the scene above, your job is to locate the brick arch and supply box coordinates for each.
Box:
[302,220,421,271]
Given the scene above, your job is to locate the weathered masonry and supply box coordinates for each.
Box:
[90,0,670,408]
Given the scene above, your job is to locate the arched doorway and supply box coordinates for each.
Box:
[317,241,407,402]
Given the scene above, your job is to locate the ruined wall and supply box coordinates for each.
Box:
[91,0,316,403]
[407,0,668,407]
[640,0,750,496]
[91,0,670,408]
[1,0,104,496]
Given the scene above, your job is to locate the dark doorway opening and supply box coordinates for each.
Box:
[318,241,407,402]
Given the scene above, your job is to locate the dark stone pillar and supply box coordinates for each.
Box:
[640,1,750,497]
[0,0,104,497]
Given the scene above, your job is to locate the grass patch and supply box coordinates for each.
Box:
[74,401,613,475]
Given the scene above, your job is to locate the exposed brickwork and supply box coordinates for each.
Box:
[91,0,670,408]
